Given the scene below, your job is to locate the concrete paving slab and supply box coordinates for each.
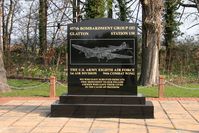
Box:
[119,128,147,133]
[31,126,61,133]
[0,127,33,133]
[0,99,198,133]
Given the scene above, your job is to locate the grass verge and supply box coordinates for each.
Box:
[0,79,66,97]
[138,84,199,97]
[0,79,199,97]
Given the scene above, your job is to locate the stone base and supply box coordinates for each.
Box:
[51,94,154,118]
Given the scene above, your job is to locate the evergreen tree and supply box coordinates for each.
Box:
[164,0,181,72]
[116,0,128,21]
[85,0,105,19]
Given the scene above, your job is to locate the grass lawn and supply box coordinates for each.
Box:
[0,79,66,97]
[138,85,199,98]
[0,79,199,97]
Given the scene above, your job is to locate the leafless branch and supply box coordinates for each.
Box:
[49,0,73,22]
[187,22,199,29]
[135,1,140,24]
[127,0,137,10]
[178,6,185,22]
[184,12,199,20]
[129,3,139,17]
[180,4,197,8]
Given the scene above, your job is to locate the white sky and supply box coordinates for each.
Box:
[10,0,199,42]
[178,2,199,41]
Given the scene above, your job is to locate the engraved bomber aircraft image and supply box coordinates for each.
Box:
[71,42,133,62]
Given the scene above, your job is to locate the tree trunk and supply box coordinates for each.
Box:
[2,0,17,71]
[0,49,10,92]
[194,0,199,12]
[39,0,48,55]
[77,0,81,22]
[0,0,11,92]
[26,1,35,52]
[139,0,163,86]
[108,0,113,18]
[165,46,172,72]
[32,21,38,53]
[73,0,77,23]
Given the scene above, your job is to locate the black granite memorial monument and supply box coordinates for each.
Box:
[51,18,154,118]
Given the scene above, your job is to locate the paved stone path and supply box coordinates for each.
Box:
[0,99,199,133]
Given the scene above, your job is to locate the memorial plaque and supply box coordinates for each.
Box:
[51,18,154,118]
[68,18,137,95]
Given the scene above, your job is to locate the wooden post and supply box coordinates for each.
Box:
[49,76,56,98]
[158,76,165,98]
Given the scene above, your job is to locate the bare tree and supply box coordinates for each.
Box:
[14,0,71,51]
[3,0,18,53]
[0,0,11,92]
[1,0,20,74]
[16,1,39,53]
[48,0,70,47]
[139,0,163,86]
[25,0,35,51]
